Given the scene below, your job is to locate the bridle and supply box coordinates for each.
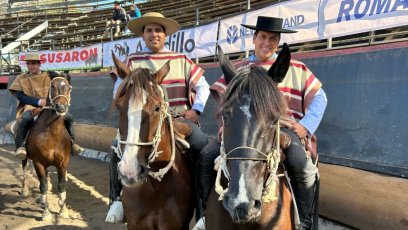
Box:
[113,84,176,181]
[43,77,72,115]
[214,119,283,202]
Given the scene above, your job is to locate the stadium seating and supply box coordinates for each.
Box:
[0,0,406,69]
[0,0,281,52]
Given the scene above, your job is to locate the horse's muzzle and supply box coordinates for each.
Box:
[223,194,262,223]
[55,103,68,114]
[118,163,149,187]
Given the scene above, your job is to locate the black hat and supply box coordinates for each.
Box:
[241,16,297,33]
[113,1,120,5]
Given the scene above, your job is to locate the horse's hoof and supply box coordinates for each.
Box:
[59,210,69,219]
[21,189,29,197]
[42,210,52,221]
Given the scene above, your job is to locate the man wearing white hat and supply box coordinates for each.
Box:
[8,52,84,160]
[105,12,210,223]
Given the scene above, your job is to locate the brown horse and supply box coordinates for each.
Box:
[22,73,72,221]
[205,44,295,229]
[112,54,194,230]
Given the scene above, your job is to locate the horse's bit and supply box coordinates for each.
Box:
[214,120,283,202]
[113,84,176,181]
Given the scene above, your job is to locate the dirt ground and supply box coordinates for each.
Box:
[0,144,351,230]
[0,144,126,230]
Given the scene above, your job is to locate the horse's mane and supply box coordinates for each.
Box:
[114,67,162,105]
[219,66,286,125]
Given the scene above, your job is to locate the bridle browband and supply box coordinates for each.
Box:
[113,84,176,181]
[43,77,72,115]
[215,120,283,202]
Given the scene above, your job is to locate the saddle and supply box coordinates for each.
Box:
[279,118,314,162]
[172,119,192,151]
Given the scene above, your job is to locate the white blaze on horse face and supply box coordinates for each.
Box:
[232,174,250,207]
[60,81,66,87]
[239,95,252,124]
[120,92,147,178]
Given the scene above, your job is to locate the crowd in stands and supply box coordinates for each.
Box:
[104,1,141,38]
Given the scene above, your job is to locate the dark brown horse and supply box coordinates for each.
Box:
[206,44,294,229]
[22,73,72,221]
[112,54,194,230]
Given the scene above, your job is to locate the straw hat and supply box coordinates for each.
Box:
[241,16,297,33]
[127,12,180,36]
[20,52,43,62]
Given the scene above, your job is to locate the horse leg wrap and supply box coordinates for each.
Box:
[40,194,48,207]
[58,191,66,206]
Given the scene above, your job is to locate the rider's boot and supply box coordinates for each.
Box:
[106,138,124,223]
[193,139,220,230]
[293,161,318,230]
[280,128,318,230]
[64,114,84,155]
[14,112,34,160]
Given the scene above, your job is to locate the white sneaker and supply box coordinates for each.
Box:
[105,200,124,223]
[15,147,27,160]
[192,217,205,230]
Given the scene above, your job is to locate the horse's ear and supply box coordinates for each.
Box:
[112,50,130,79]
[154,60,170,84]
[268,43,291,83]
[218,45,237,84]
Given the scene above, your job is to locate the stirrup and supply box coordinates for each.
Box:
[15,147,27,160]
[105,200,124,223]
[72,144,85,155]
[192,217,205,230]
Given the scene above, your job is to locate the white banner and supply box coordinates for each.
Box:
[103,37,144,67]
[218,0,320,54]
[187,22,218,58]
[19,44,102,71]
[103,22,218,67]
[320,0,408,39]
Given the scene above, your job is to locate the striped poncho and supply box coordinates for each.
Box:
[127,52,204,114]
[211,58,322,157]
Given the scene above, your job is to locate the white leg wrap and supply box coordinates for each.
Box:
[105,200,124,223]
[58,191,66,206]
[40,194,47,206]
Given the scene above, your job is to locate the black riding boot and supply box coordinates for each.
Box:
[109,138,122,203]
[14,111,34,159]
[281,128,318,230]
[64,113,84,155]
[294,173,317,230]
[197,139,220,216]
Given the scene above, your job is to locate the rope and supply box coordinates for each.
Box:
[46,77,72,113]
[214,120,283,202]
[113,84,177,182]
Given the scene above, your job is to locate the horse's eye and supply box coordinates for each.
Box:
[154,105,160,112]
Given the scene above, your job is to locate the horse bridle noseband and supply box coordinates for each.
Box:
[113,84,176,181]
[215,120,283,202]
[43,77,72,114]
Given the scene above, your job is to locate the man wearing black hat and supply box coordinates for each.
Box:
[194,16,327,230]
